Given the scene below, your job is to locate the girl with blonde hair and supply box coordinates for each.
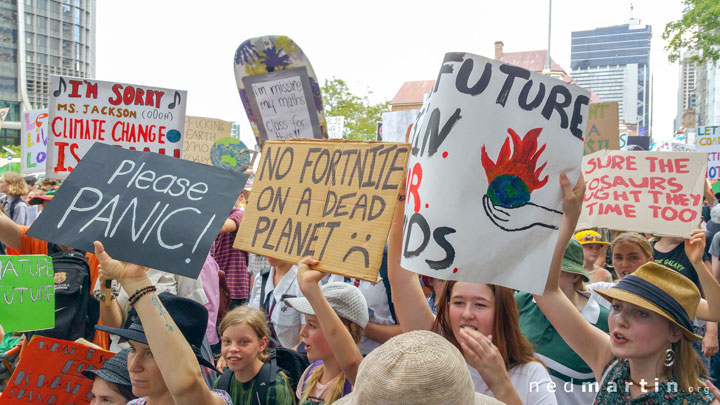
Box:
[0,172,30,225]
[213,305,295,405]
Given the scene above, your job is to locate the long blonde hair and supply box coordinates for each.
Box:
[300,320,362,404]
[666,338,708,392]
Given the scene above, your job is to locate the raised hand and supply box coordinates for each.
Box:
[684,228,707,266]
[296,256,325,295]
[93,241,149,287]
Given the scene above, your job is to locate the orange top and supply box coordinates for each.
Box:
[17,226,109,350]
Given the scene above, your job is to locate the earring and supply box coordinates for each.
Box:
[664,345,675,367]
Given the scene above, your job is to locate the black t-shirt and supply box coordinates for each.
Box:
[652,242,701,292]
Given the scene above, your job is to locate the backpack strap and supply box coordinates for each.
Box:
[342,377,353,396]
[218,368,234,394]
[253,358,276,405]
[300,361,323,396]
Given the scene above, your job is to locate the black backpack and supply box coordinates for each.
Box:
[30,249,99,342]
[218,347,310,404]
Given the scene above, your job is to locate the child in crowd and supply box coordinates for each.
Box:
[534,173,720,403]
[213,306,295,404]
[82,348,137,405]
[285,257,367,405]
[388,195,556,404]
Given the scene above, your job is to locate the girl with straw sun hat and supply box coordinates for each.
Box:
[534,173,720,403]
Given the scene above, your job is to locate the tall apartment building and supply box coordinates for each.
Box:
[0,0,95,145]
[570,19,652,136]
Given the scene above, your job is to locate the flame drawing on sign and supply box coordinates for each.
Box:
[481,128,561,232]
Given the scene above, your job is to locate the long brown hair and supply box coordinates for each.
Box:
[666,338,707,392]
[432,281,539,370]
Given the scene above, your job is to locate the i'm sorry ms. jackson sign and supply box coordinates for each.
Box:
[28,144,246,278]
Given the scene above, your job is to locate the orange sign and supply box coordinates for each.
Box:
[0,336,112,404]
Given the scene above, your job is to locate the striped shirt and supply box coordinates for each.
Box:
[211,208,250,300]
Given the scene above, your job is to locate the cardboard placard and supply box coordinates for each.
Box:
[0,107,9,128]
[576,150,707,237]
[182,116,232,166]
[695,126,720,179]
[234,140,410,282]
[380,110,419,143]
[584,102,619,155]
[46,75,187,180]
[400,52,590,295]
[27,143,246,278]
[326,116,345,139]
[0,255,54,332]
[21,110,49,174]
[0,336,112,404]
[242,67,322,142]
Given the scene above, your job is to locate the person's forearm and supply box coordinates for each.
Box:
[695,259,720,320]
[98,299,124,328]
[387,198,435,332]
[0,214,21,250]
[363,322,402,344]
[304,283,362,384]
[122,277,210,403]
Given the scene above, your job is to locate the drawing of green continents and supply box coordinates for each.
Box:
[210,137,252,171]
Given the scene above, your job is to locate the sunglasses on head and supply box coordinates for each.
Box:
[580,234,603,243]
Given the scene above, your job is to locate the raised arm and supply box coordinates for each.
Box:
[0,212,21,250]
[297,257,363,384]
[688,229,720,321]
[93,241,225,405]
[533,174,614,379]
[387,195,436,332]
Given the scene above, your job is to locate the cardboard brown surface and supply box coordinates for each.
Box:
[235,139,410,282]
[584,102,620,155]
[577,150,707,237]
[182,116,232,165]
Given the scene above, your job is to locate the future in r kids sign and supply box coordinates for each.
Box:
[28,143,246,279]
[46,75,187,180]
[401,52,590,295]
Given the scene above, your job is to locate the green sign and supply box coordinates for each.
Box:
[0,255,54,332]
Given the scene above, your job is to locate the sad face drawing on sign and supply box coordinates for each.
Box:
[481,127,562,231]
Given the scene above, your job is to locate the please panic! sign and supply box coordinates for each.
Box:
[46,75,187,180]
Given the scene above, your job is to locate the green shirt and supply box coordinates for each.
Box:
[0,334,21,353]
[213,369,295,405]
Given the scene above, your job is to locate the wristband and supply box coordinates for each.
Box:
[129,286,157,306]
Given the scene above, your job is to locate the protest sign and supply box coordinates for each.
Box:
[627,135,650,151]
[400,52,590,295]
[46,75,187,180]
[327,116,345,139]
[576,150,706,237]
[695,125,720,178]
[234,35,327,146]
[381,110,419,143]
[0,336,112,404]
[235,139,410,282]
[584,102,619,155]
[182,116,231,166]
[27,143,246,279]
[0,255,54,332]
[21,110,49,174]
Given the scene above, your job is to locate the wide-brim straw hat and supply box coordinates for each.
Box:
[595,262,702,341]
[333,330,504,405]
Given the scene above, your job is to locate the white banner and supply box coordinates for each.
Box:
[46,75,187,179]
[401,53,589,294]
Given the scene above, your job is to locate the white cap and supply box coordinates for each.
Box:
[284,282,369,328]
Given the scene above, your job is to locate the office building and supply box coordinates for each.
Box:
[0,0,95,145]
[570,19,652,136]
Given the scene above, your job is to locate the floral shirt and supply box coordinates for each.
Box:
[127,389,232,405]
[594,358,715,404]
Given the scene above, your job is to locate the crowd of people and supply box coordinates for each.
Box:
[2,168,720,404]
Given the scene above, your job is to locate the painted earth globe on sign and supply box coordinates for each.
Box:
[210,137,252,172]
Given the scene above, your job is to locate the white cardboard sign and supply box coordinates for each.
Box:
[401,52,590,294]
[46,75,187,179]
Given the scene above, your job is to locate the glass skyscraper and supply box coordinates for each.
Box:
[0,0,95,145]
[570,20,652,136]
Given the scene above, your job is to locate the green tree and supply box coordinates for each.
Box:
[322,78,389,141]
[663,0,720,64]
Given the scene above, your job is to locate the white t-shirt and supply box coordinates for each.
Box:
[469,361,558,404]
[248,265,305,348]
